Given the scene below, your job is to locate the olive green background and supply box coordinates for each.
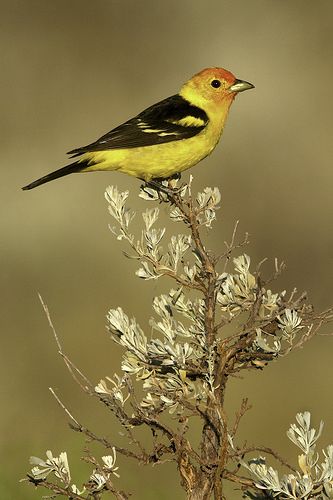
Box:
[1,1,332,498]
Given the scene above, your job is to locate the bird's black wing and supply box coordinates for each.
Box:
[68,95,209,156]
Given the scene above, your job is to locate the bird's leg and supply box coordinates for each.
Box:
[168,172,181,181]
[140,174,183,198]
[165,173,188,197]
[139,179,169,199]
[146,178,169,193]
[166,172,183,191]
[153,173,184,194]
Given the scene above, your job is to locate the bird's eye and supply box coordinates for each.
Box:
[211,79,221,88]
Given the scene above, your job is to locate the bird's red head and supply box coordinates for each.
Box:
[180,67,254,111]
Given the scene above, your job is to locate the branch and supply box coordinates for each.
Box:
[39,294,94,393]
[239,446,298,474]
[231,398,252,437]
[25,476,86,499]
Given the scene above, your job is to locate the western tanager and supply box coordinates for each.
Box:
[22,67,254,190]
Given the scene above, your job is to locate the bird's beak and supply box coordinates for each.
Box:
[229,79,255,93]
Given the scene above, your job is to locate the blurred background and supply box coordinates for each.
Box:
[1,0,332,498]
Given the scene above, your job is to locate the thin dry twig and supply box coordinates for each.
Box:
[231,398,252,437]
[49,387,81,427]
[25,476,86,500]
[238,446,298,475]
[83,451,129,500]
[39,293,93,392]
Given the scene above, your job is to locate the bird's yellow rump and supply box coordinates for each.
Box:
[22,68,254,190]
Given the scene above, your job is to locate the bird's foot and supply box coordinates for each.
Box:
[140,174,184,199]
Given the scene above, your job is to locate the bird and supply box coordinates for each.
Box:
[22,67,254,191]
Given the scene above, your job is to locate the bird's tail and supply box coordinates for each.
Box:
[22,161,87,190]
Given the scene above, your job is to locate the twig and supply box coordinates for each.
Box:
[25,476,86,499]
[222,470,255,488]
[38,293,62,351]
[231,398,252,437]
[39,293,92,393]
[83,451,129,500]
[49,387,81,427]
[69,423,143,461]
[239,446,298,474]
[50,387,143,462]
